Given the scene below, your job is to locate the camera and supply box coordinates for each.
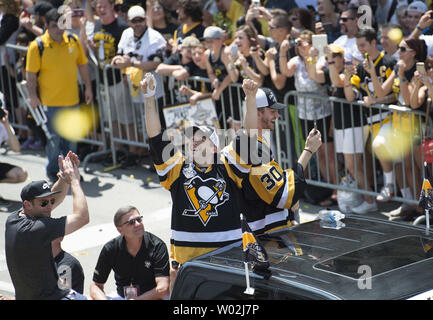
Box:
[289,38,300,47]
[252,0,260,7]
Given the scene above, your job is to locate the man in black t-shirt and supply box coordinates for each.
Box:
[5,152,89,300]
[90,206,170,300]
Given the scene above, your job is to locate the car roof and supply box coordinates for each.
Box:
[186,215,433,300]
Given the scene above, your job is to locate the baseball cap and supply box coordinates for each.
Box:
[128,5,146,20]
[192,125,220,148]
[255,88,285,109]
[203,26,224,40]
[28,1,54,16]
[182,36,201,48]
[407,1,428,14]
[20,180,60,202]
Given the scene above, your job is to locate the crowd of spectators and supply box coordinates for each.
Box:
[2,0,433,220]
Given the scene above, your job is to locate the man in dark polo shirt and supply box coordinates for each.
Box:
[90,205,170,300]
[5,151,89,300]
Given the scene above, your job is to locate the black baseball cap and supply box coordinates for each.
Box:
[28,1,54,16]
[255,87,285,109]
[20,180,60,202]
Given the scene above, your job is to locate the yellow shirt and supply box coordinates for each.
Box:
[26,31,88,107]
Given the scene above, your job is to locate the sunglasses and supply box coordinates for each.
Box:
[131,17,145,24]
[269,24,287,30]
[121,216,143,226]
[398,46,413,52]
[40,198,56,207]
[338,0,349,4]
[340,17,355,22]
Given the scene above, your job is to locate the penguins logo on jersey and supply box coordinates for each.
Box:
[182,176,229,226]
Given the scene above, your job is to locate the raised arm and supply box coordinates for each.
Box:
[61,152,89,236]
[242,79,259,134]
[141,73,161,138]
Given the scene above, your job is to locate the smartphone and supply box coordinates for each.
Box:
[312,34,328,57]
[250,37,258,49]
[252,0,260,7]
[72,8,85,17]
[417,62,426,74]
[231,44,238,59]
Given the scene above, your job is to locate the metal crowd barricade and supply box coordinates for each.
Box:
[279,91,427,206]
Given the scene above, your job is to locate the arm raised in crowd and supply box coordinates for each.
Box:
[1,109,20,153]
[410,71,430,109]
[265,47,287,90]
[305,47,325,84]
[364,55,395,99]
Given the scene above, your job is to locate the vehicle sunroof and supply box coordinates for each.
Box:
[314,236,433,279]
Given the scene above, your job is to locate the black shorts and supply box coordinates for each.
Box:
[0,162,16,180]
[300,116,333,143]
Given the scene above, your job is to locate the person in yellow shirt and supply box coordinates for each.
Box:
[26,8,92,182]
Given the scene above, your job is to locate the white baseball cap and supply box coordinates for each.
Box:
[255,88,285,109]
[407,1,428,14]
[128,5,146,20]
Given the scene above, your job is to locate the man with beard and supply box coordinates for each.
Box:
[333,6,363,64]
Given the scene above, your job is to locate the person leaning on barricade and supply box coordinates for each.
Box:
[178,42,213,105]
[155,35,197,79]
[140,73,322,285]
[368,37,427,220]
[343,27,397,214]
[5,151,89,300]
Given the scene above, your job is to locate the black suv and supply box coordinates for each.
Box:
[170,215,433,300]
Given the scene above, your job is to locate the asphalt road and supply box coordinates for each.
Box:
[0,146,400,299]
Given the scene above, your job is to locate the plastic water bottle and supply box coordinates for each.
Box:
[318,210,345,223]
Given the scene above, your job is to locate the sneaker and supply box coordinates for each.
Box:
[21,137,35,149]
[376,184,394,202]
[28,140,43,150]
[352,201,378,214]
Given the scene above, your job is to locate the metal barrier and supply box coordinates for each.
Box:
[279,91,427,206]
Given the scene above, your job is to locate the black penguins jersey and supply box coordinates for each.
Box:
[149,132,252,264]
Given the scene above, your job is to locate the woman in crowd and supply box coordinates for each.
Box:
[224,24,264,130]
[147,0,177,57]
[371,38,428,219]
[280,30,337,203]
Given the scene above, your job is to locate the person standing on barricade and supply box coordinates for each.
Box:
[344,27,396,214]
[141,73,322,284]
[26,8,93,182]
[5,151,89,300]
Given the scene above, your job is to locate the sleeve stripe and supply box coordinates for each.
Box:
[154,151,183,177]
[276,171,290,209]
[222,148,251,174]
[155,157,181,177]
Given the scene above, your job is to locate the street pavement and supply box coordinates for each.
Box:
[0,146,402,299]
